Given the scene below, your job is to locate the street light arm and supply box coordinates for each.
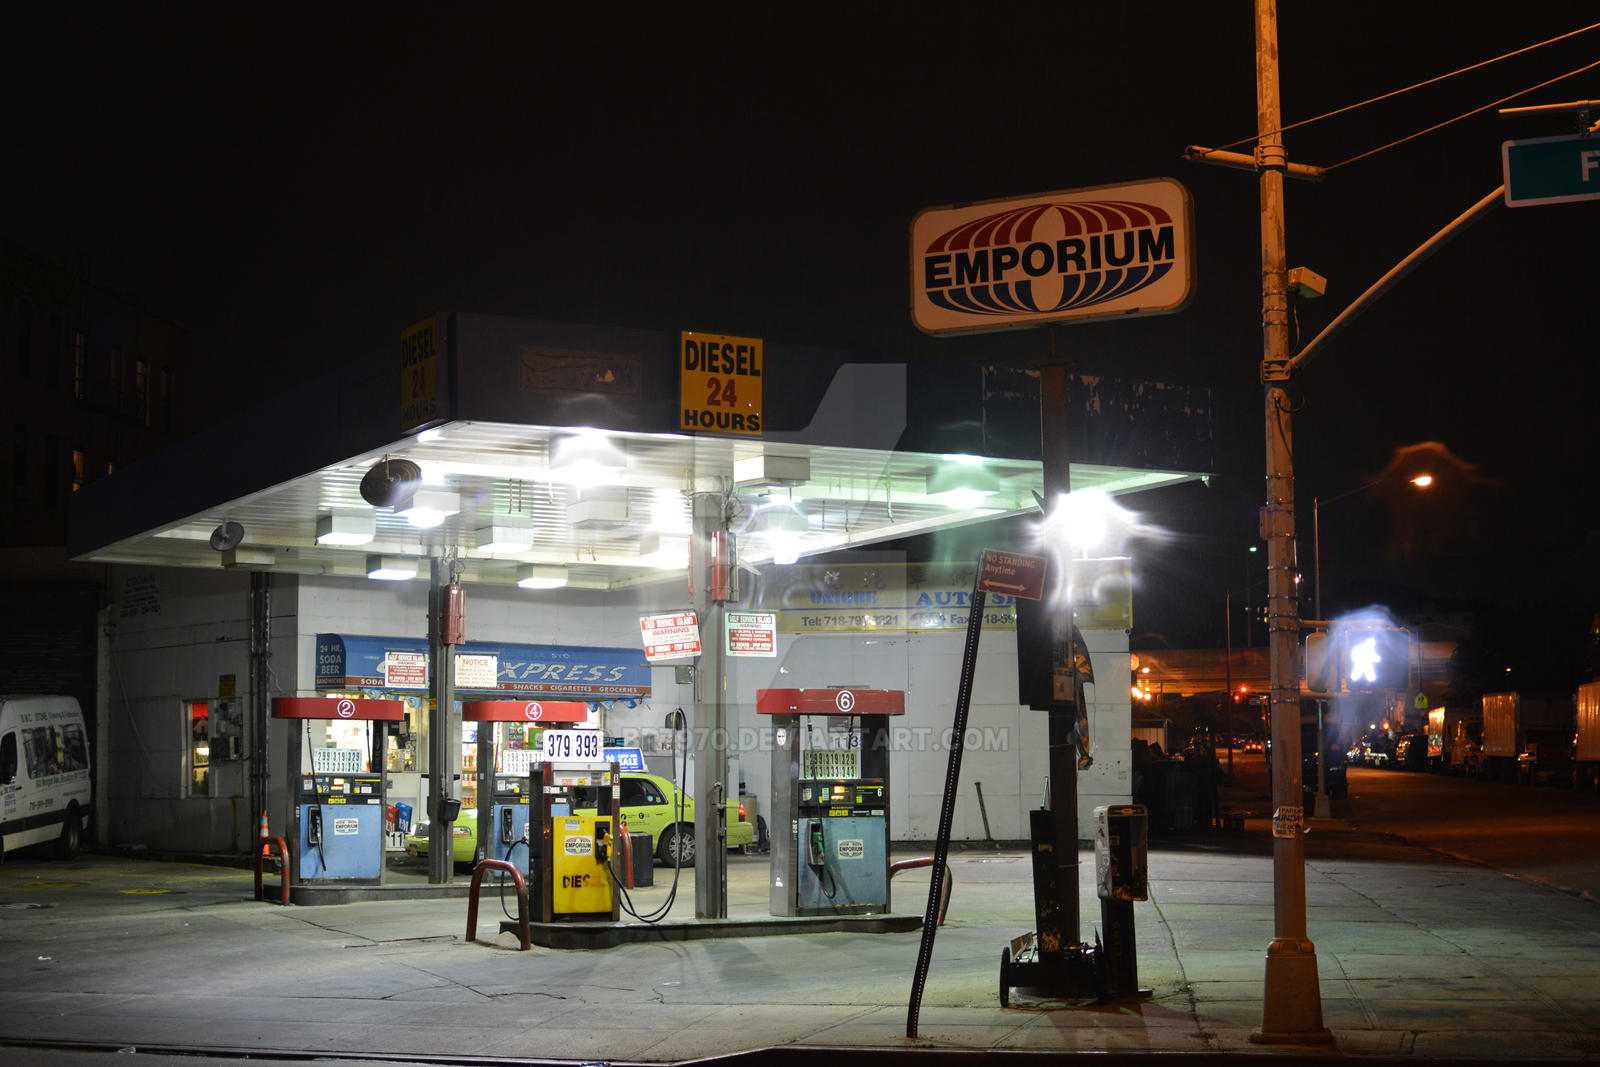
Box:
[1289,186,1504,374]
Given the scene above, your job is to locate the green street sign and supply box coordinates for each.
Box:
[1502,134,1600,207]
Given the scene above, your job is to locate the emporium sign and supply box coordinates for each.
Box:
[910,177,1195,335]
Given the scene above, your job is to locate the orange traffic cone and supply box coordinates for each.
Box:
[258,809,271,853]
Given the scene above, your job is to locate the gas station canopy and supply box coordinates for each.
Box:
[68,316,1216,583]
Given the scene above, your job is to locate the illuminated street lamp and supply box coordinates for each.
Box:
[1311,473,1432,620]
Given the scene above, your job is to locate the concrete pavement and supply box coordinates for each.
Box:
[3,797,1600,1065]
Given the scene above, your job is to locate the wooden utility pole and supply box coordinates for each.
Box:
[1252,0,1330,1044]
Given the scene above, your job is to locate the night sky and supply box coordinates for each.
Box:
[9,5,1597,648]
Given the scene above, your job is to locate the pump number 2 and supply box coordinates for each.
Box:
[542,729,602,761]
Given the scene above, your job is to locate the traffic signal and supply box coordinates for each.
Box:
[1342,626,1412,692]
[1304,631,1337,695]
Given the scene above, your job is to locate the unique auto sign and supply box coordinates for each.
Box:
[910,177,1195,335]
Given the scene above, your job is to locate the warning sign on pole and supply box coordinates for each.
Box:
[725,611,777,657]
[640,611,701,661]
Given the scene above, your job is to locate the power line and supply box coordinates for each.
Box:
[1212,21,1600,153]
[1327,58,1600,171]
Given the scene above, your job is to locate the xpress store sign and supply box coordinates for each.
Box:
[910,178,1194,335]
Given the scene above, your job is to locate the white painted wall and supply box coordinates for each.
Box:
[103,565,300,852]
[724,624,1131,842]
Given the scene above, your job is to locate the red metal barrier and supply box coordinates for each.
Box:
[255,836,290,904]
[890,857,952,925]
[466,859,531,951]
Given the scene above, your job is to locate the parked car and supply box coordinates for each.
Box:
[1394,734,1427,771]
[405,772,754,866]
[1303,746,1347,800]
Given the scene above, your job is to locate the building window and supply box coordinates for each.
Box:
[47,313,62,389]
[187,700,213,797]
[15,298,32,378]
[42,434,60,507]
[72,448,84,492]
[12,425,28,500]
[160,367,174,432]
[73,332,86,400]
[134,358,150,424]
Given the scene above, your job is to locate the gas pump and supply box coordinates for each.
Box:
[527,734,621,922]
[272,696,403,885]
[463,701,589,867]
[758,688,905,917]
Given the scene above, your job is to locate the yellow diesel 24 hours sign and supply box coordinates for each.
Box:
[680,331,762,436]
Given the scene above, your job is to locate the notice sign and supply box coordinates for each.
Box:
[976,549,1047,601]
[383,651,428,689]
[680,330,763,436]
[454,652,498,690]
[725,611,777,657]
[640,611,701,661]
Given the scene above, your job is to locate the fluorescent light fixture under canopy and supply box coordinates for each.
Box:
[517,564,569,590]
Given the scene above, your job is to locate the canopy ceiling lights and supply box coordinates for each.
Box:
[925,461,1000,509]
[548,432,627,480]
[734,454,810,489]
[638,532,690,569]
[315,511,376,547]
[567,487,631,530]
[517,563,569,590]
[366,555,417,581]
[396,486,461,529]
[475,517,535,553]
[220,546,275,570]
[753,503,810,565]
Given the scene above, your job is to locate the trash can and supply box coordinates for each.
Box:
[612,831,654,888]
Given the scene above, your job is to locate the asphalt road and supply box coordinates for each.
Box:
[1230,748,1600,900]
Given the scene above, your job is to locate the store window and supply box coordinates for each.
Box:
[186,700,212,797]
[71,448,84,492]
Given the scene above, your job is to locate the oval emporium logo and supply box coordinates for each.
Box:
[835,690,856,714]
[910,178,1194,335]
[336,699,355,719]
[524,701,544,721]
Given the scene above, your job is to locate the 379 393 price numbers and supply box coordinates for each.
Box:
[541,729,602,761]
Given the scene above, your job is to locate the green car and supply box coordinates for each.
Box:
[404,772,754,866]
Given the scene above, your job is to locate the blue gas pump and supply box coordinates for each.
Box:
[795,777,889,915]
[463,700,592,873]
[489,772,530,865]
[759,687,905,918]
[272,696,403,887]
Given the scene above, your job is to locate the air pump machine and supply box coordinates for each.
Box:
[272,696,402,885]
[759,688,905,916]
[463,700,590,867]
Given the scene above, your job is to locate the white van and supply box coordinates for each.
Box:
[1,695,93,859]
